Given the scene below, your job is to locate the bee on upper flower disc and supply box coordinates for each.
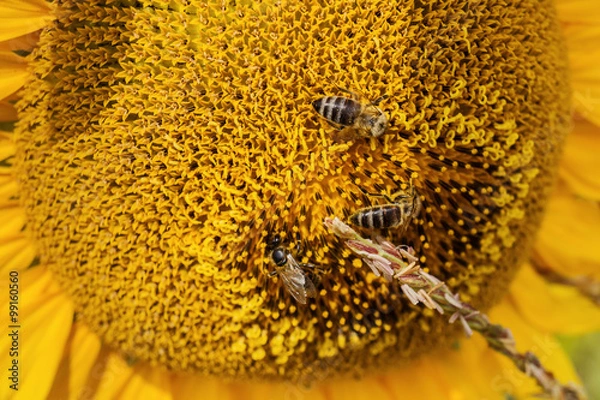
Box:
[312,89,389,142]
[350,182,422,232]
[266,235,318,304]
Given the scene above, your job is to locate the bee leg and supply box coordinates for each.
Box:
[335,86,361,100]
[371,94,389,106]
[356,185,395,203]
[306,263,326,275]
[301,263,323,287]
[389,179,417,201]
[324,119,344,130]
[293,232,308,253]
[332,126,360,142]
[390,192,412,202]
[269,270,278,277]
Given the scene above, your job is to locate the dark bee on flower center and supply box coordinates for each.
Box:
[266,235,318,304]
[312,90,388,141]
[350,183,422,232]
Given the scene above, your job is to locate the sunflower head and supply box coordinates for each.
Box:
[14,0,569,381]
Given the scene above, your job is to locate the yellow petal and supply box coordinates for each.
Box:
[0,204,25,236]
[117,364,172,400]
[0,0,53,42]
[565,24,600,70]
[510,264,600,334]
[0,52,27,99]
[433,337,509,399]
[556,0,600,23]
[0,135,16,160]
[91,353,135,400]
[560,119,600,200]
[320,375,401,400]
[324,348,508,400]
[0,130,16,204]
[0,31,40,52]
[8,264,51,297]
[535,186,600,278]
[0,204,36,273]
[171,374,232,400]
[0,267,74,400]
[0,176,18,204]
[0,51,28,100]
[47,322,102,400]
[488,297,582,397]
[228,381,329,400]
[0,99,17,121]
[0,236,36,274]
[384,361,467,400]
[571,68,600,128]
[559,7,600,126]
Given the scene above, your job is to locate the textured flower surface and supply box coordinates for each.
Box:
[0,0,599,399]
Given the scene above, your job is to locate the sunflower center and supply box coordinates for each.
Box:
[14,0,569,381]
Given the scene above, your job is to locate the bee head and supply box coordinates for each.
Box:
[367,111,388,137]
[271,247,288,267]
[266,234,287,266]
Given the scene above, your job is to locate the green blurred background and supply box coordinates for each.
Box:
[560,331,600,399]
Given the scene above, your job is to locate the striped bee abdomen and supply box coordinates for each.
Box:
[349,205,401,229]
[313,96,362,126]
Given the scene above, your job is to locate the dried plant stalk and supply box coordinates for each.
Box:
[324,217,586,400]
[532,257,600,306]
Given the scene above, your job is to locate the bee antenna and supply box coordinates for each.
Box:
[372,94,389,106]
[295,238,307,254]
[356,184,395,203]
[335,86,360,100]
[268,234,281,249]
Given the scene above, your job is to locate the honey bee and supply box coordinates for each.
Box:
[349,183,422,232]
[312,89,388,142]
[266,235,317,304]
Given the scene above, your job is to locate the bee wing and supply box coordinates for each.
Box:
[397,218,411,236]
[279,254,314,304]
[411,194,423,217]
[401,195,423,234]
[303,271,318,298]
[394,200,415,236]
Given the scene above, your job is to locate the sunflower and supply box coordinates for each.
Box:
[1,0,599,399]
